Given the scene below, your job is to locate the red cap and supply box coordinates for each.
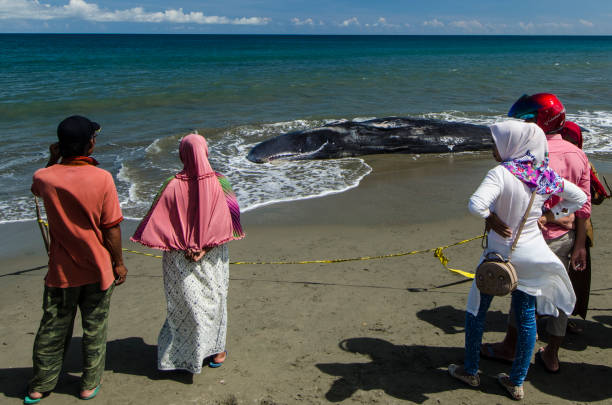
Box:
[560,121,583,149]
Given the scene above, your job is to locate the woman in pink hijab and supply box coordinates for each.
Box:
[132,134,244,373]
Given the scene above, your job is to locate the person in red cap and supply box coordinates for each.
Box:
[480,94,591,374]
[560,121,610,205]
[25,116,128,403]
[558,120,611,325]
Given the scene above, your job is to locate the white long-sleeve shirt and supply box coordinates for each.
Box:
[466,165,587,317]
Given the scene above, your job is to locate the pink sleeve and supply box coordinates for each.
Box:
[101,173,124,228]
[575,153,591,219]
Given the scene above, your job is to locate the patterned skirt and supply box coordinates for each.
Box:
[158,245,229,373]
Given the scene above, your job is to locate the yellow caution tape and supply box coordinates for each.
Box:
[121,235,482,278]
[36,207,479,278]
[122,249,163,259]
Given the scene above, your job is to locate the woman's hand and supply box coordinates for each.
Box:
[537,211,556,230]
[551,213,575,230]
[485,212,512,238]
[185,248,207,262]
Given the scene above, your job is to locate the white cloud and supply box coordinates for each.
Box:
[579,19,594,27]
[291,17,314,26]
[371,17,398,28]
[518,21,535,31]
[540,22,572,29]
[340,17,359,27]
[423,18,444,28]
[449,19,483,31]
[0,0,269,25]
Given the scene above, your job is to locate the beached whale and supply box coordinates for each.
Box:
[247,117,493,163]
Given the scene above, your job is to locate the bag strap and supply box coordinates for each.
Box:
[481,189,537,254]
[511,189,537,252]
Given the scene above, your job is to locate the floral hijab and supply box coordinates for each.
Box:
[491,121,564,195]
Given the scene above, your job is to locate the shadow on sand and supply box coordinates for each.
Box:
[316,336,612,403]
[417,304,612,351]
[0,336,192,401]
[416,304,510,335]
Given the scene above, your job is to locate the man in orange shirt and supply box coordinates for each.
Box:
[25,116,128,403]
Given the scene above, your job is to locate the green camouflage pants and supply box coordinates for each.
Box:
[29,282,114,392]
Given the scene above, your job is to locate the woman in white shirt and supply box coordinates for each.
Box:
[448,121,586,400]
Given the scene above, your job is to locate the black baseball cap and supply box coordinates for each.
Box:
[57,115,101,144]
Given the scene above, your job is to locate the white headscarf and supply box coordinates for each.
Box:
[490,121,548,163]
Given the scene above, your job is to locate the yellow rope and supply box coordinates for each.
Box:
[122,235,481,278]
[122,249,163,259]
[36,212,479,278]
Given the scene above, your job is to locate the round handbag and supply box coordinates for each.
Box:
[475,253,518,296]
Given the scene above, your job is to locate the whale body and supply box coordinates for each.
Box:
[247,117,493,163]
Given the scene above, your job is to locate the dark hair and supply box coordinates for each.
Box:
[56,115,100,158]
[59,138,92,158]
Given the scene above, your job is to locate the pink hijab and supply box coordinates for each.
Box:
[131,134,242,251]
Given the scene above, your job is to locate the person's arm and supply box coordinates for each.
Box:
[468,167,512,238]
[571,216,587,271]
[548,180,587,220]
[46,143,61,167]
[570,155,591,271]
[31,143,61,196]
[541,179,588,271]
[102,224,128,285]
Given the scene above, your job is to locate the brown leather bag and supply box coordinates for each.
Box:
[475,190,536,297]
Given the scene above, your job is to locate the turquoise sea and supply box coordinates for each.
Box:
[1,34,611,223]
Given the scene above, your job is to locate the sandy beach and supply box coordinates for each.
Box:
[1,153,611,404]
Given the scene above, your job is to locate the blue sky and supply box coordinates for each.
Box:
[1,0,611,34]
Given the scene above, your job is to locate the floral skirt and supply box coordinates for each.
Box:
[158,245,229,373]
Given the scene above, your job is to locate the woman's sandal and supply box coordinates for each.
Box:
[209,351,228,368]
[497,373,524,400]
[448,364,480,387]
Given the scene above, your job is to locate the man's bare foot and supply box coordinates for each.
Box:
[480,342,515,363]
[535,347,560,373]
[79,383,101,400]
[27,391,43,400]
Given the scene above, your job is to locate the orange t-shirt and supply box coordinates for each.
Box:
[31,160,123,290]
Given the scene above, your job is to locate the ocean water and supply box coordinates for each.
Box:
[1,34,612,223]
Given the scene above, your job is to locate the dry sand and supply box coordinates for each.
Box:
[1,153,611,404]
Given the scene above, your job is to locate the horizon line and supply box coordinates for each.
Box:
[1,32,612,36]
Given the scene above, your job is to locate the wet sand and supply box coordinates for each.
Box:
[1,153,611,404]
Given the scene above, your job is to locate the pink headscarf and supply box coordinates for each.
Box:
[131,134,242,251]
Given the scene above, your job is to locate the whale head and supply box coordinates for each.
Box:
[247,128,340,163]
